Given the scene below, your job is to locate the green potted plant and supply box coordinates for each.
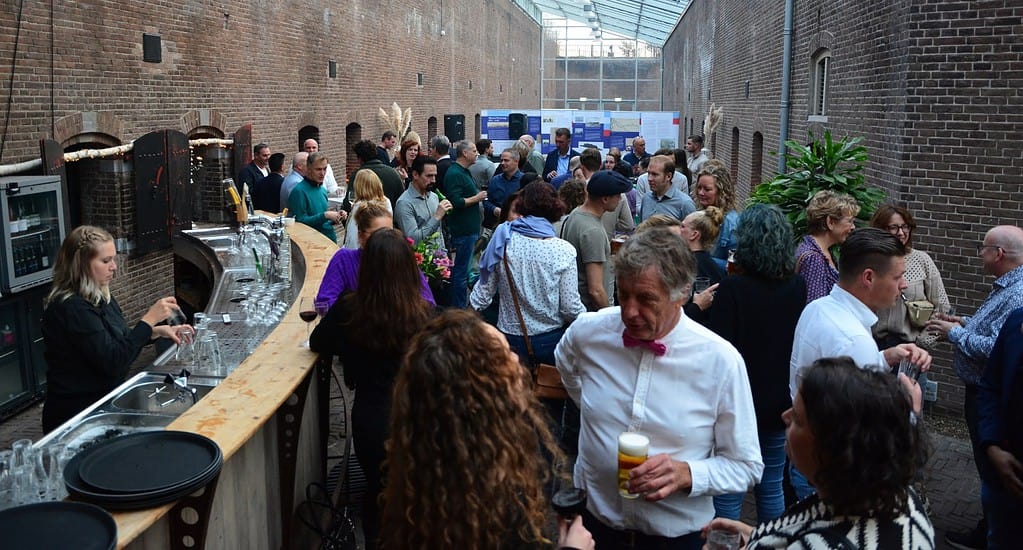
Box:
[749,130,886,237]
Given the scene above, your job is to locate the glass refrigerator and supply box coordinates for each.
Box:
[0,176,66,294]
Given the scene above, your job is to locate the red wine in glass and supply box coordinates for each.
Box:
[299,311,317,322]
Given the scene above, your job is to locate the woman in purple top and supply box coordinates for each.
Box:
[316,202,435,307]
[795,190,860,303]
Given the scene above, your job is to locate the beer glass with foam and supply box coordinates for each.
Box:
[617,432,650,499]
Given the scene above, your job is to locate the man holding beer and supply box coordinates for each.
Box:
[555,228,762,549]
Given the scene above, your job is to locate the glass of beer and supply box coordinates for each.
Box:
[617,432,649,499]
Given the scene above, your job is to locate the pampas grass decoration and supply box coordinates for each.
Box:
[378,102,414,158]
[703,103,723,139]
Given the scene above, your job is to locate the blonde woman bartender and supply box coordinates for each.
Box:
[41,226,188,433]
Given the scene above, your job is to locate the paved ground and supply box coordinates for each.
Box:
[1,384,983,549]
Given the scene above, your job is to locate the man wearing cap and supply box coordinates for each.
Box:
[559,170,631,311]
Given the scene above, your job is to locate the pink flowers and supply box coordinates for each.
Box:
[412,232,452,282]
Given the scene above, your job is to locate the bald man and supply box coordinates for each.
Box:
[302,138,340,195]
[519,134,545,175]
[926,225,1023,549]
[280,151,309,210]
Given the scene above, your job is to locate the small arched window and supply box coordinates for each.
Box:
[811,49,831,118]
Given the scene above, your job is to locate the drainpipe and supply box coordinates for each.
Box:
[777,0,795,174]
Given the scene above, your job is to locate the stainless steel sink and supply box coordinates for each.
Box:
[45,412,174,453]
[108,379,219,416]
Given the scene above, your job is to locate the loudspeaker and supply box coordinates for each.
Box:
[444,114,465,142]
[508,113,527,139]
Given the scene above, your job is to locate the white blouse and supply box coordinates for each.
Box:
[470,232,585,335]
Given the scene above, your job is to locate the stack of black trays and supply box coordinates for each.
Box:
[64,430,222,511]
[0,501,117,549]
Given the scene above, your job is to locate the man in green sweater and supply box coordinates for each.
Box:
[288,152,344,243]
[444,140,487,308]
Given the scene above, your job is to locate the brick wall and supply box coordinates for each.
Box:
[0,1,542,324]
[0,1,543,170]
[663,0,1023,415]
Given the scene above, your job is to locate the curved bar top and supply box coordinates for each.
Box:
[112,222,337,548]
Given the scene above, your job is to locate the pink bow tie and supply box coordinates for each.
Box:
[622,332,666,356]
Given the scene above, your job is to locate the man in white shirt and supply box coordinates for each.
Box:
[302,138,340,195]
[788,227,932,498]
[555,228,763,547]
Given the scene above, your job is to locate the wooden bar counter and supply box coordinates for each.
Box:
[114,222,337,549]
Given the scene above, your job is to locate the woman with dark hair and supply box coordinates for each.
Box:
[42,225,187,432]
[380,309,593,550]
[693,162,740,269]
[796,189,860,303]
[703,357,933,548]
[310,228,434,550]
[316,202,434,307]
[707,204,807,524]
[472,182,584,365]
[869,204,950,350]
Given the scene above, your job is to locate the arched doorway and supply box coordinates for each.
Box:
[298,125,320,151]
[344,123,362,181]
[427,117,438,141]
[62,133,124,231]
[751,132,764,187]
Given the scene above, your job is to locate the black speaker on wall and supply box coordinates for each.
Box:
[508,113,527,139]
[444,114,465,142]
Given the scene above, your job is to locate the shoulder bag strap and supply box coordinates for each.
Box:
[502,252,537,366]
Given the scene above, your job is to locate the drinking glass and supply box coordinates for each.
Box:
[707,529,741,550]
[617,432,649,499]
[0,450,14,510]
[299,297,317,347]
[196,333,224,376]
[693,277,711,295]
[314,297,331,318]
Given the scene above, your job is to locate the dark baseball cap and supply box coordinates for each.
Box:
[587,170,631,197]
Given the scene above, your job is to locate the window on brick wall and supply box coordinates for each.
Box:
[811,49,830,118]
[751,132,764,187]
[730,127,740,178]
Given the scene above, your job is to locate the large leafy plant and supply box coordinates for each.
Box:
[749,130,885,237]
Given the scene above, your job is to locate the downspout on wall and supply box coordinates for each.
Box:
[778,0,795,174]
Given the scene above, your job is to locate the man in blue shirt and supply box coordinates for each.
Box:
[484,148,523,227]
[927,225,1023,550]
[638,155,696,222]
[543,127,579,182]
[623,136,651,172]
[279,152,308,210]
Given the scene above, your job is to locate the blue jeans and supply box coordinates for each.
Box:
[788,462,815,502]
[447,234,477,309]
[714,429,786,523]
[503,326,565,366]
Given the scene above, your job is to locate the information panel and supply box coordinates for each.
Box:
[481,109,680,157]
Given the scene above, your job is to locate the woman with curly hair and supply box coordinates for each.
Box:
[311,228,434,550]
[796,189,860,303]
[692,162,740,269]
[380,309,593,550]
[707,204,807,524]
[703,357,934,549]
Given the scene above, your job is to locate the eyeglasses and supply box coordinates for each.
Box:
[977,244,1003,254]
[886,224,912,234]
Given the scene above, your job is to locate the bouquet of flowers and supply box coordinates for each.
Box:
[408,233,453,282]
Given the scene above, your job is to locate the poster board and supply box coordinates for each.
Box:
[481,109,680,157]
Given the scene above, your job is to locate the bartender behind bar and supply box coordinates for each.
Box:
[40,225,189,433]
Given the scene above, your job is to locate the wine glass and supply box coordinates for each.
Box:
[299,297,317,347]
